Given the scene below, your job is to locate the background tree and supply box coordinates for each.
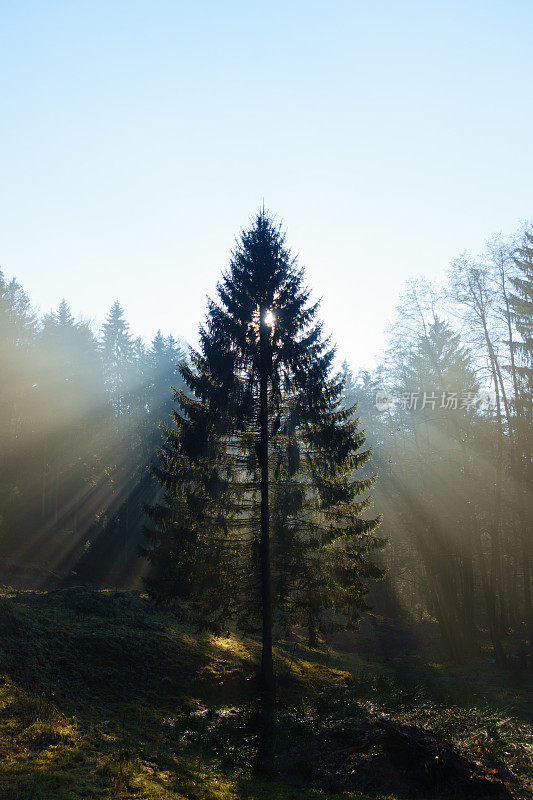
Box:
[0,217,530,669]
[507,228,533,656]
[0,272,186,588]
[509,229,533,421]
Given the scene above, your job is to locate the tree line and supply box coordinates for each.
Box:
[0,216,531,674]
[0,281,186,586]
[344,226,532,665]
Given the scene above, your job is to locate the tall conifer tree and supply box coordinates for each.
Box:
[509,231,533,420]
[100,301,134,416]
[143,211,381,693]
[508,230,533,659]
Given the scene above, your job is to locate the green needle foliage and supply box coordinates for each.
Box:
[509,230,533,419]
[141,209,383,690]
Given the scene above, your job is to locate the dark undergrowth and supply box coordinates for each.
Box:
[0,587,531,799]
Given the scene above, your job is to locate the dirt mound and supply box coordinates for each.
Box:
[283,716,514,798]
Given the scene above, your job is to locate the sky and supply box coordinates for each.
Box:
[1,0,531,370]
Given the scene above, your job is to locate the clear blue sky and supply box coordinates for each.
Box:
[1,1,531,368]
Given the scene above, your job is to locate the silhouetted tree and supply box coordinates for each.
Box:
[508,229,533,657]
[142,210,381,694]
[100,300,135,417]
[509,230,533,419]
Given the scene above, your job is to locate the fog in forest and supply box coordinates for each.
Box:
[1,4,532,794]
[1,218,531,667]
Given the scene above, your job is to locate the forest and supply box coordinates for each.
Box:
[0,212,531,799]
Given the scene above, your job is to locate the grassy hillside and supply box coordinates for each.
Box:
[0,588,531,799]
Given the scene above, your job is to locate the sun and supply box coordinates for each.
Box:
[264,309,275,327]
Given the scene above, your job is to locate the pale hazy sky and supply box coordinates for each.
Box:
[1,1,531,369]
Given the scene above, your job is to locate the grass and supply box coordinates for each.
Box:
[0,587,531,799]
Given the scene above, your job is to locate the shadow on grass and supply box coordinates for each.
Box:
[0,589,530,800]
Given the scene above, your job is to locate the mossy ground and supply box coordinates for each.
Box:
[0,588,531,799]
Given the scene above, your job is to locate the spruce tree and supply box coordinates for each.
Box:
[41,299,104,415]
[100,300,134,416]
[509,231,533,421]
[508,230,533,660]
[142,210,382,693]
[147,332,186,439]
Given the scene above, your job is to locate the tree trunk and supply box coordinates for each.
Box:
[41,460,47,521]
[259,306,274,695]
[475,524,506,668]
[308,617,319,648]
[519,510,533,666]
[484,334,506,636]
